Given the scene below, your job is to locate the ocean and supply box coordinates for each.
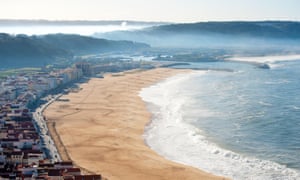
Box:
[140,56,300,180]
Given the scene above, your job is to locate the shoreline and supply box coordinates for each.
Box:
[44,68,228,180]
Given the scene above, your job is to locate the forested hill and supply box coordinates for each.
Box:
[95,21,300,48]
[148,21,300,39]
[0,33,150,69]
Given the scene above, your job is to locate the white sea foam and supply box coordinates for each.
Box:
[227,54,300,70]
[264,79,291,85]
[227,55,300,64]
[258,101,273,107]
[139,71,300,180]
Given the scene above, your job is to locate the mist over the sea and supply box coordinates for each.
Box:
[0,23,149,35]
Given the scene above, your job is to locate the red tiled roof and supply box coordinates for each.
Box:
[74,175,102,180]
[55,161,73,166]
[65,168,81,173]
[48,169,62,176]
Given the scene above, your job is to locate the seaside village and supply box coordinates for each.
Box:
[0,63,102,179]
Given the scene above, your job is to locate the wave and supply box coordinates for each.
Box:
[139,72,300,180]
[226,55,300,70]
[268,63,285,69]
[264,79,291,85]
[258,101,273,107]
[227,55,300,63]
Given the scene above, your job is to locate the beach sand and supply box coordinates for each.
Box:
[44,68,228,180]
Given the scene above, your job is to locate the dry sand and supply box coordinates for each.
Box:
[44,68,228,180]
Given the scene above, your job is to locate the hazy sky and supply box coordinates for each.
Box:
[1,0,300,22]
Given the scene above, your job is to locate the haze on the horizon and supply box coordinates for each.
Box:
[1,0,300,22]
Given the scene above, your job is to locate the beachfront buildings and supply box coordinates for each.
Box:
[0,66,83,107]
[0,64,102,179]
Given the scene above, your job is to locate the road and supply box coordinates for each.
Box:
[32,94,62,162]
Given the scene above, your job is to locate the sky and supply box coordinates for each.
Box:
[1,0,300,22]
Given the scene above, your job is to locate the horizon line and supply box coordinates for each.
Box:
[0,18,299,24]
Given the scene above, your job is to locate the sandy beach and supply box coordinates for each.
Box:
[44,68,227,180]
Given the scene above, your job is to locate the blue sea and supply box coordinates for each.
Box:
[140,56,300,180]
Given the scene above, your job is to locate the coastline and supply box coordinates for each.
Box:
[44,68,228,180]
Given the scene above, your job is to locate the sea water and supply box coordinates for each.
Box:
[140,57,300,180]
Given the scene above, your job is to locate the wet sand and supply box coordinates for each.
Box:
[44,68,228,180]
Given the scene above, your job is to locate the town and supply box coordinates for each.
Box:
[0,61,103,180]
[0,53,189,180]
